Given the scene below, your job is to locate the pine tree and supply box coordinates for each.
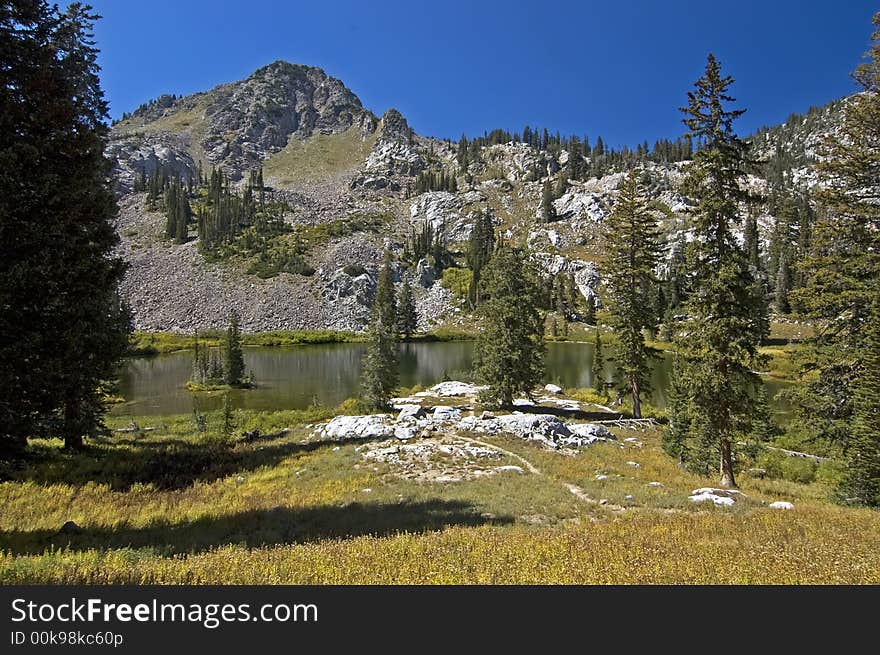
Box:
[473,247,545,406]
[396,278,417,340]
[591,329,605,394]
[374,252,397,329]
[788,12,880,465]
[583,295,596,325]
[221,393,237,442]
[467,212,495,307]
[601,170,662,418]
[744,205,761,273]
[663,54,770,488]
[541,179,556,223]
[0,2,131,449]
[839,298,880,506]
[175,187,190,244]
[774,252,791,314]
[360,254,399,410]
[222,312,245,387]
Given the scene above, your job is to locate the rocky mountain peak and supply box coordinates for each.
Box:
[378,108,413,143]
[111,60,379,184]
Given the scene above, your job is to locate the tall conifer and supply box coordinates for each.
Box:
[663,54,769,487]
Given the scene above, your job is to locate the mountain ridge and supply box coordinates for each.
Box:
[107,60,847,333]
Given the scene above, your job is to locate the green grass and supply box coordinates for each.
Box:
[759,344,804,379]
[129,330,366,355]
[769,320,815,342]
[1,400,878,584]
[129,327,480,356]
[263,128,378,187]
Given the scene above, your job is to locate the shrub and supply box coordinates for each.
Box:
[440,267,473,302]
[756,450,818,484]
[780,456,818,484]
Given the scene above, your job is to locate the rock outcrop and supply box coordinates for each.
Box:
[105,60,844,333]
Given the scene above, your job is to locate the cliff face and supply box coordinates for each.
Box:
[107,61,844,333]
[110,61,377,191]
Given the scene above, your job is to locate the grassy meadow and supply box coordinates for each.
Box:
[1,398,877,584]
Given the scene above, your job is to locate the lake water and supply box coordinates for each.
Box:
[113,341,791,420]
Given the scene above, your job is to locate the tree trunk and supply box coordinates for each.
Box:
[719,438,736,488]
[62,401,85,450]
[64,433,84,450]
[631,377,642,419]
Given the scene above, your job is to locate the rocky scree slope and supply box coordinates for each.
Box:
[108,61,845,333]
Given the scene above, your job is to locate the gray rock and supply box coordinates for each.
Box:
[396,404,427,422]
[432,406,462,421]
[317,414,394,440]
[414,258,437,287]
[393,426,418,441]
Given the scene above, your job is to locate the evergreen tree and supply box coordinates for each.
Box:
[457,134,469,171]
[375,252,397,329]
[473,247,545,406]
[466,212,495,307]
[774,252,791,314]
[789,13,880,463]
[564,272,579,317]
[591,329,605,394]
[583,294,596,325]
[541,179,556,223]
[743,205,761,273]
[396,278,417,340]
[0,2,131,449]
[360,254,399,410]
[663,54,770,488]
[222,312,245,386]
[221,393,237,442]
[839,299,880,506]
[554,170,568,198]
[601,170,662,418]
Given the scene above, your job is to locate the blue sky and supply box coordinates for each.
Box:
[84,0,876,148]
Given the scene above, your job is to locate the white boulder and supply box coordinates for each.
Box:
[320,415,394,440]
[689,492,735,506]
[688,488,745,506]
[432,406,462,421]
[393,426,418,441]
[429,381,487,397]
[396,404,427,422]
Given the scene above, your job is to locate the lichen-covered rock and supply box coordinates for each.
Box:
[688,488,746,506]
[113,61,376,180]
[432,406,462,421]
[429,381,487,397]
[414,258,437,288]
[322,268,376,305]
[360,109,424,177]
[564,423,613,446]
[107,134,197,195]
[317,414,394,440]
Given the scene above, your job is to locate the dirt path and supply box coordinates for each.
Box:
[465,436,542,474]
[466,435,626,513]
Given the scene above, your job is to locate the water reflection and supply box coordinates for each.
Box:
[113,341,791,418]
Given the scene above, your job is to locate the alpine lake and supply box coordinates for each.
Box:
[113,341,793,421]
